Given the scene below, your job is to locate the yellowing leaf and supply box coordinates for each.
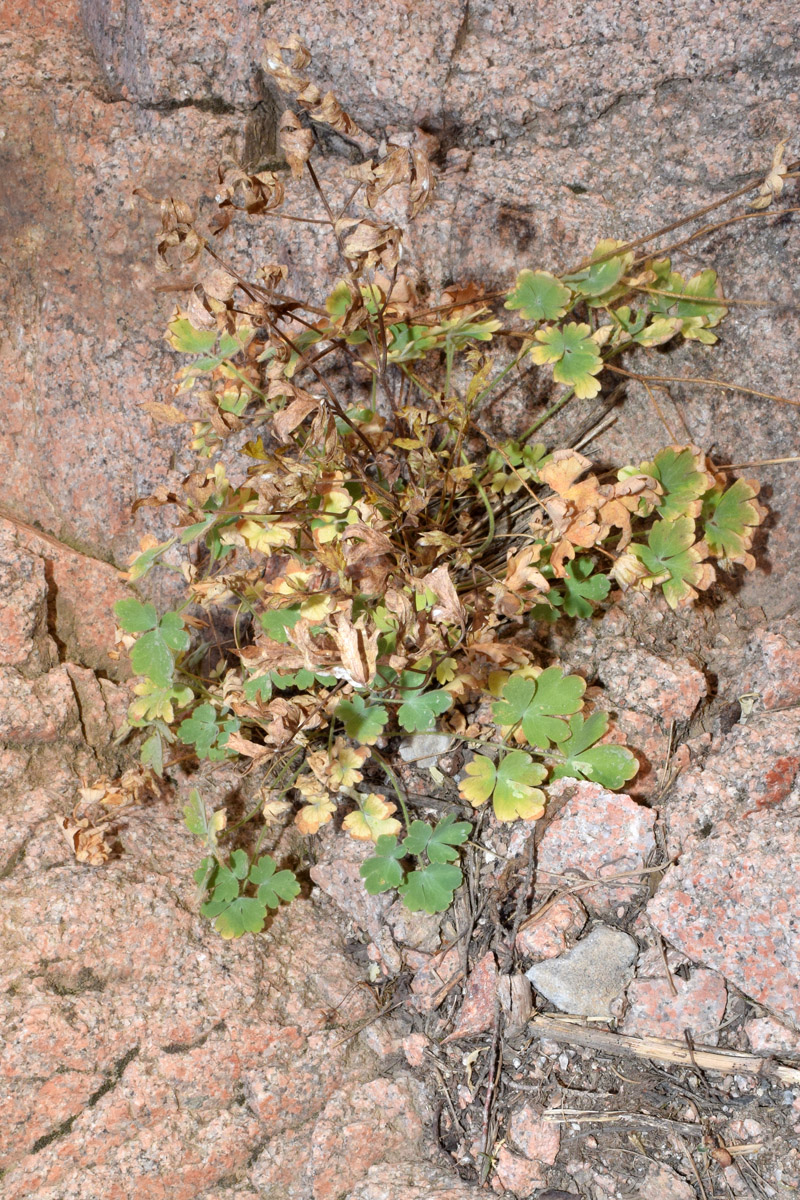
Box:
[458,754,496,807]
[342,793,402,842]
[458,751,547,822]
[300,594,336,621]
[237,517,297,554]
[493,751,547,821]
[295,795,336,834]
[262,794,292,822]
[328,740,370,789]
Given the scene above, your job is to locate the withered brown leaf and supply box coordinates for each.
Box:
[278,110,315,179]
[216,156,285,214]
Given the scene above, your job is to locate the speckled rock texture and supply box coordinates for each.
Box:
[1,0,799,617]
[649,786,800,1029]
[621,943,728,1044]
[535,780,657,916]
[3,1,800,1196]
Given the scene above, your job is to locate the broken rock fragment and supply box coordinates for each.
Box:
[526,926,638,1020]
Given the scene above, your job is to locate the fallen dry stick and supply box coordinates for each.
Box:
[528,1014,800,1085]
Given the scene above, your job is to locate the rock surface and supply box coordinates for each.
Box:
[621,945,728,1045]
[516,894,587,962]
[649,795,800,1029]
[3,1,800,1196]
[535,781,657,916]
[2,0,799,618]
[526,925,638,1020]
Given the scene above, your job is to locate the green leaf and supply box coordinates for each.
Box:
[530,322,603,399]
[402,814,471,863]
[114,598,158,633]
[640,446,713,521]
[675,269,728,342]
[270,669,337,692]
[184,789,210,838]
[398,862,463,914]
[647,261,727,343]
[194,855,216,889]
[492,751,547,822]
[128,680,194,724]
[701,478,764,565]
[386,323,440,363]
[630,516,713,610]
[178,703,240,759]
[229,848,250,879]
[124,607,189,687]
[130,631,175,687]
[243,674,273,703]
[609,305,647,339]
[554,558,611,618]
[336,695,389,744]
[326,280,353,320]
[249,855,301,908]
[201,894,267,939]
[359,834,406,894]
[492,667,586,749]
[648,259,684,314]
[438,310,501,348]
[505,270,572,322]
[260,606,302,644]
[166,317,218,355]
[562,240,633,299]
[125,538,176,582]
[159,611,191,652]
[183,788,227,848]
[550,712,638,789]
[140,732,164,775]
[397,688,452,733]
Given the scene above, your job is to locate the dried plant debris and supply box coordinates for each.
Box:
[117,52,781,944]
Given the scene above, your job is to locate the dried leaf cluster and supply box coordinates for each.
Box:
[111,49,774,931]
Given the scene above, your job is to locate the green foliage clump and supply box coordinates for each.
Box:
[110,38,771,935]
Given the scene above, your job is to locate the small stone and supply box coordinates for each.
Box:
[526,926,638,1019]
[444,951,498,1041]
[410,944,462,1013]
[636,1162,696,1200]
[491,1147,546,1195]
[622,956,727,1044]
[398,733,454,770]
[402,1033,429,1068]
[516,894,587,961]
[744,1016,800,1055]
[508,1103,560,1164]
[598,645,707,727]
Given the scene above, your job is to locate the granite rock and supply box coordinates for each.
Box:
[535,781,657,916]
[649,790,800,1028]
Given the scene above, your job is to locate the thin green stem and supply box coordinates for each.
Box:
[467,454,497,556]
[371,748,412,833]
